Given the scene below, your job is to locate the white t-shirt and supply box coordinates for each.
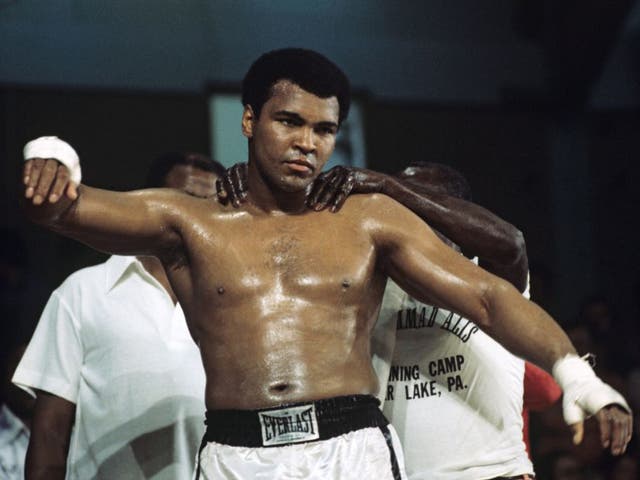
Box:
[13,256,206,480]
[373,275,534,480]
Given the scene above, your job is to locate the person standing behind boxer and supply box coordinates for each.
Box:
[13,152,223,479]
[369,164,544,480]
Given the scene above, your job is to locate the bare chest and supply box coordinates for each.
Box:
[188,212,378,302]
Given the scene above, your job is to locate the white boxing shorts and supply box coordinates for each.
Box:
[194,395,407,480]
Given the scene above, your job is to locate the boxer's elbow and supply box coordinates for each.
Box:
[474,277,513,331]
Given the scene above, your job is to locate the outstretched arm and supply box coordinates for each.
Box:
[308,166,528,291]
[362,194,632,455]
[369,194,565,367]
[21,139,186,257]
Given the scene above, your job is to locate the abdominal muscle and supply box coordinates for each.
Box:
[197,301,380,410]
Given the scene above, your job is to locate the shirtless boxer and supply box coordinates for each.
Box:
[20,48,632,479]
[220,162,559,479]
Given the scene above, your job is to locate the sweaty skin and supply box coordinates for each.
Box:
[21,81,632,454]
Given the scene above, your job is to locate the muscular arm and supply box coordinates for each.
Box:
[22,159,185,257]
[365,193,572,371]
[26,391,76,480]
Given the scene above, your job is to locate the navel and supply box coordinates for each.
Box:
[217,286,225,295]
[269,382,291,394]
[341,279,351,289]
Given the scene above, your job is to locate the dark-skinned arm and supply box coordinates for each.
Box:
[307,166,528,292]
[26,391,76,480]
[363,193,632,455]
[22,157,186,258]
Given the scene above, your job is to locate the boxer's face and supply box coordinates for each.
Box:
[164,163,218,198]
[243,80,339,193]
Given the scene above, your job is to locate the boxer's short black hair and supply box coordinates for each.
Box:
[242,48,351,125]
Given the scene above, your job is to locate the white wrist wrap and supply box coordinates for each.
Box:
[23,136,82,184]
[553,354,631,425]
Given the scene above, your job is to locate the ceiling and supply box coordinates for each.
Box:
[0,0,638,107]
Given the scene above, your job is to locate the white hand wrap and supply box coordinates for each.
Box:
[553,354,631,425]
[23,136,82,184]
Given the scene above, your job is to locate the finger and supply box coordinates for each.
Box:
[66,182,79,201]
[607,408,632,455]
[223,174,240,208]
[48,165,71,203]
[230,166,246,204]
[596,409,613,450]
[239,162,249,198]
[329,192,347,213]
[33,159,59,205]
[330,177,355,212]
[307,172,331,207]
[313,178,338,210]
[216,178,228,205]
[25,158,45,199]
[232,165,247,200]
[570,421,584,445]
[23,159,34,185]
[219,172,239,208]
[313,170,344,209]
[317,172,347,210]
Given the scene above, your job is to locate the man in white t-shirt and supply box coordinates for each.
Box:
[13,152,224,479]
[308,162,549,479]
[377,281,535,480]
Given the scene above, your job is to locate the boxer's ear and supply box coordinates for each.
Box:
[242,105,255,139]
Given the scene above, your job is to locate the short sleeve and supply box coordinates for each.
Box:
[12,290,83,404]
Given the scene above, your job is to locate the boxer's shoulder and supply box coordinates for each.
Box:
[340,193,413,225]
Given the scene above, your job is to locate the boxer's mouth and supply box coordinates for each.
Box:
[284,159,314,174]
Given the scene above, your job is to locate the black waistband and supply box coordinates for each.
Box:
[203,394,386,448]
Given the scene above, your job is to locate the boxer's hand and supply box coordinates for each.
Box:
[569,405,632,455]
[554,354,633,455]
[216,162,247,207]
[307,166,388,212]
[23,158,78,205]
[23,136,81,205]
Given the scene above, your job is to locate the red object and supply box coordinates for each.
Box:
[522,361,562,457]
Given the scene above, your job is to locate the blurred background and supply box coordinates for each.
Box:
[1,1,639,477]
